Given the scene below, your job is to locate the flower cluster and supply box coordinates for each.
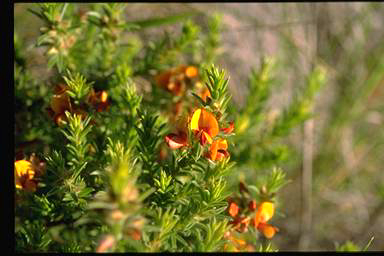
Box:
[157,64,234,162]
[155,65,201,124]
[165,107,234,162]
[47,84,110,126]
[226,182,279,239]
[14,153,46,192]
[155,65,199,96]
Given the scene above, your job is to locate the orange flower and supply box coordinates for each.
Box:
[200,88,211,103]
[257,222,279,239]
[190,108,219,145]
[48,84,90,125]
[228,202,239,217]
[14,160,37,192]
[208,139,229,161]
[125,228,141,241]
[49,85,72,125]
[88,89,110,112]
[223,231,248,252]
[165,132,188,149]
[185,66,198,78]
[251,201,275,228]
[155,70,172,89]
[155,65,198,96]
[221,121,235,134]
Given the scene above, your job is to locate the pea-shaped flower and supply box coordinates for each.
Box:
[190,108,219,145]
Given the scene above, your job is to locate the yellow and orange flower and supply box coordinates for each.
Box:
[14,154,45,192]
[47,84,89,125]
[155,65,198,96]
[14,160,37,192]
[48,84,72,125]
[88,89,110,112]
[257,222,279,239]
[207,138,229,161]
[252,201,275,226]
[249,201,278,238]
[227,183,278,240]
[190,108,219,145]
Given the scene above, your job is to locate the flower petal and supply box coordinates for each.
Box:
[185,66,198,78]
[228,202,239,217]
[50,93,71,114]
[14,160,36,191]
[165,132,188,149]
[221,121,235,134]
[190,109,202,132]
[201,131,213,145]
[15,160,34,179]
[199,109,219,138]
[249,200,257,211]
[257,223,278,239]
[200,88,211,103]
[155,70,172,89]
[209,139,228,161]
[258,202,275,223]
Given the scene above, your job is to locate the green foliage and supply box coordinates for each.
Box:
[336,237,375,252]
[193,64,231,118]
[336,240,360,252]
[270,65,326,138]
[63,71,93,102]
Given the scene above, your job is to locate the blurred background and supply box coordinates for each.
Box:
[14,3,384,251]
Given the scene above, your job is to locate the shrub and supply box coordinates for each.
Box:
[14,3,325,252]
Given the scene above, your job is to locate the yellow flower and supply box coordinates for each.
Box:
[251,201,275,229]
[14,160,37,192]
[190,108,219,145]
